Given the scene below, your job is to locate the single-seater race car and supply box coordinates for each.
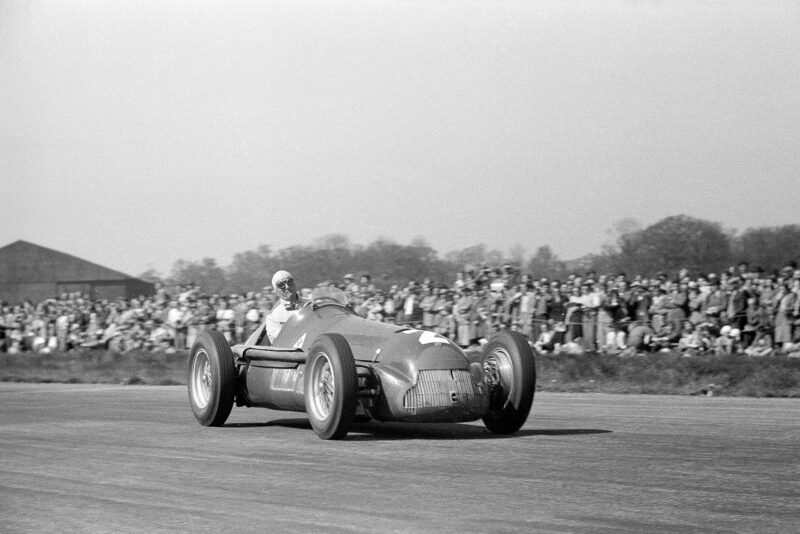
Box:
[188,286,536,439]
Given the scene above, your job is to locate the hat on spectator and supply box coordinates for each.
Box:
[720,325,731,336]
[272,270,293,289]
[344,273,354,280]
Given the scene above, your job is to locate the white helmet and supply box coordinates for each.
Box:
[272,270,293,290]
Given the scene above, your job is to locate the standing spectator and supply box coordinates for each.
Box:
[55,309,70,352]
[687,283,706,325]
[454,287,476,348]
[453,272,466,291]
[420,286,438,330]
[517,282,537,340]
[630,283,651,326]
[649,288,669,334]
[244,296,261,339]
[547,282,568,346]
[401,283,422,326]
[433,288,455,339]
[343,273,358,293]
[382,285,400,324]
[773,282,796,352]
[500,284,523,329]
[232,294,249,344]
[361,293,385,322]
[175,303,192,350]
[473,286,493,341]
[165,301,181,348]
[741,296,764,350]
[579,282,600,352]
[216,298,235,342]
[564,285,583,345]
[792,274,800,343]
[704,281,726,329]
[358,274,376,294]
[666,282,689,331]
[726,277,748,331]
[596,284,616,351]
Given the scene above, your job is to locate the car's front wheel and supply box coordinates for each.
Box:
[188,330,236,426]
[304,334,357,440]
[481,330,536,434]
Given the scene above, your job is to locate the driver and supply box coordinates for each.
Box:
[265,270,309,343]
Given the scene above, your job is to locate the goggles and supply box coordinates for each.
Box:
[276,278,295,290]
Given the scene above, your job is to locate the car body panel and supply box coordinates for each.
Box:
[232,287,491,423]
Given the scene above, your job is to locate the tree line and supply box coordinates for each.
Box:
[140,215,800,294]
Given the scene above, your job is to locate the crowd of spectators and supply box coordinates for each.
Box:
[2,262,800,358]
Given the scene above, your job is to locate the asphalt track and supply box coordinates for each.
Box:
[1,384,798,533]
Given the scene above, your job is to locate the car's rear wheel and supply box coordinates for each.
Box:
[481,330,536,434]
[304,334,357,440]
[188,330,236,426]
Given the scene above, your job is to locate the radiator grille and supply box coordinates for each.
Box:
[403,369,482,414]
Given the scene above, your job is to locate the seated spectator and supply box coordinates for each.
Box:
[729,328,743,354]
[626,322,654,354]
[651,322,680,353]
[534,319,559,354]
[678,322,702,355]
[714,325,734,355]
[745,336,774,357]
[599,321,627,355]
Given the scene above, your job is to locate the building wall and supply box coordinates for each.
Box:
[0,283,57,304]
[0,241,154,304]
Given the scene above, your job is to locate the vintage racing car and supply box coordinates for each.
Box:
[188,286,536,439]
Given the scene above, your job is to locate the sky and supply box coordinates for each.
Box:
[2,0,799,277]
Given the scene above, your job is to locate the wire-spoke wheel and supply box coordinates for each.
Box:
[187,330,236,426]
[483,347,515,410]
[481,330,536,435]
[308,352,336,421]
[304,334,357,439]
[190,349,213,409]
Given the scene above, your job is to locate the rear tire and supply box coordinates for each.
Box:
[304,334,357,440]
[481,330,536,434]
[188,330,237,426]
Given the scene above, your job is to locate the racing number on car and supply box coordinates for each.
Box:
[401,329,450,345]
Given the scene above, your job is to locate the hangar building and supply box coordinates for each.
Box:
[0,240,155,304]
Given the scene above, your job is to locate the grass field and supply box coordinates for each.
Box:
[1,349,799,397]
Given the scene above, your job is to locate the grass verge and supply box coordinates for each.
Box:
[1,350,799,397]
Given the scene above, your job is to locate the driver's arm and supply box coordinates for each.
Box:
[265,314,281,343]
[265,304,286,343]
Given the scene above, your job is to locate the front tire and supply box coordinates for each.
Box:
[304,334,357,440]
[188,330,237,426]
[481,330,536,434]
